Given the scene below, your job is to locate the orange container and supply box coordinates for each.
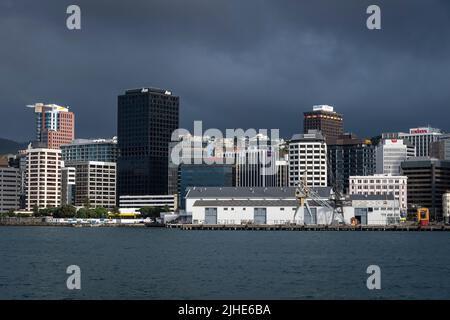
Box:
[417,208,429,226]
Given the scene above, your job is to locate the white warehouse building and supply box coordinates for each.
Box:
[350,194,402,225]
[186,187,401,226]
[186,187,356,225]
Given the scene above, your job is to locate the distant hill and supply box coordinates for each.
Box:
[0,138,28,155]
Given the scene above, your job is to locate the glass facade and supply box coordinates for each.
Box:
[117,88,179,197]
[327,137,375,194]
[61,139,118,163]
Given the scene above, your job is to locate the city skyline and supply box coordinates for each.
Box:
[3,1,450,305]
[1,0,450,142]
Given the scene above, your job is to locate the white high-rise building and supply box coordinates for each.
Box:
[0,167,21,213]
[288,130,327,187]
[349,174,408,211]
[236,147,288,187]
[376,139,413,175]
[399,127,443,157]
[25,148,62,210]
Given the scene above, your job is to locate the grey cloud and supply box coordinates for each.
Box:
[0,0,450,142]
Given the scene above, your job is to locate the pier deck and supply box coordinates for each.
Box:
[167,223,450,232]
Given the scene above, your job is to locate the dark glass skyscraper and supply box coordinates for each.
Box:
[327,134,375,194]
[117,88,179,197]
[401,158,450,221]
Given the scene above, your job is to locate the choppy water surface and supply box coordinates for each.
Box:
[1,226,449,299]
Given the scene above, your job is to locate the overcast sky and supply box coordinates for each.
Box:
[1,0,450,142]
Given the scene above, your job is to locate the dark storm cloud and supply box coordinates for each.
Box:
[0,0,450,141]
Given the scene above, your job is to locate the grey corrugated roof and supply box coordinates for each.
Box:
[290,132,325,142]
[193,199,333,208]
[186,186,333,199]
[350,194,395,201]
[193,200,299,207]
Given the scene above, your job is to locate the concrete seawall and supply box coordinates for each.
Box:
[0,217,145,227]
[2,218,448,231]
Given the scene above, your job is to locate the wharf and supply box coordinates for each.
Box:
[0,218,146,227]
[167,224,450,232]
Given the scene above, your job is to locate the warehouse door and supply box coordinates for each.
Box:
[355,208,368,225]
[254,208,267,224]
[204,208,217,224]
[304,207,317,225]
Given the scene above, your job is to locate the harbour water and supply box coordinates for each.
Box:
[1,226,450,299]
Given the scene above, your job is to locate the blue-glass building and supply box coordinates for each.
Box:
[179,164,235,208]
[61,137,118,163]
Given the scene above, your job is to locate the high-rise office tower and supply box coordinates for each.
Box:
[327,134,375,194]
[401,158,450,221]
[234,134,288,188]
[65,161,116,209]
[430,134,450,160]
[27,103,75,149]
[288,130,327,187]
[303,105,343,141]
[236,148,288,188]
[0,166,21,213]
[25,147,62,210]
[375,138,414,175]
[399,127,443,157]
[117,88,179,197]
[61,137,118,163]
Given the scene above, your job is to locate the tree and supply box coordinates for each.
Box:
[83,197,91,209]
[39,207,57,217]
[59,205,77,218]
[32,204,39,217]
[92,207,108,219]
[76,208,89,219]
[111,206,120,215]
[139,206,163,218]
[0,210,16,218]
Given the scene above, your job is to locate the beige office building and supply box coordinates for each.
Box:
[25,148,61,210]
[66,161,116,209]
